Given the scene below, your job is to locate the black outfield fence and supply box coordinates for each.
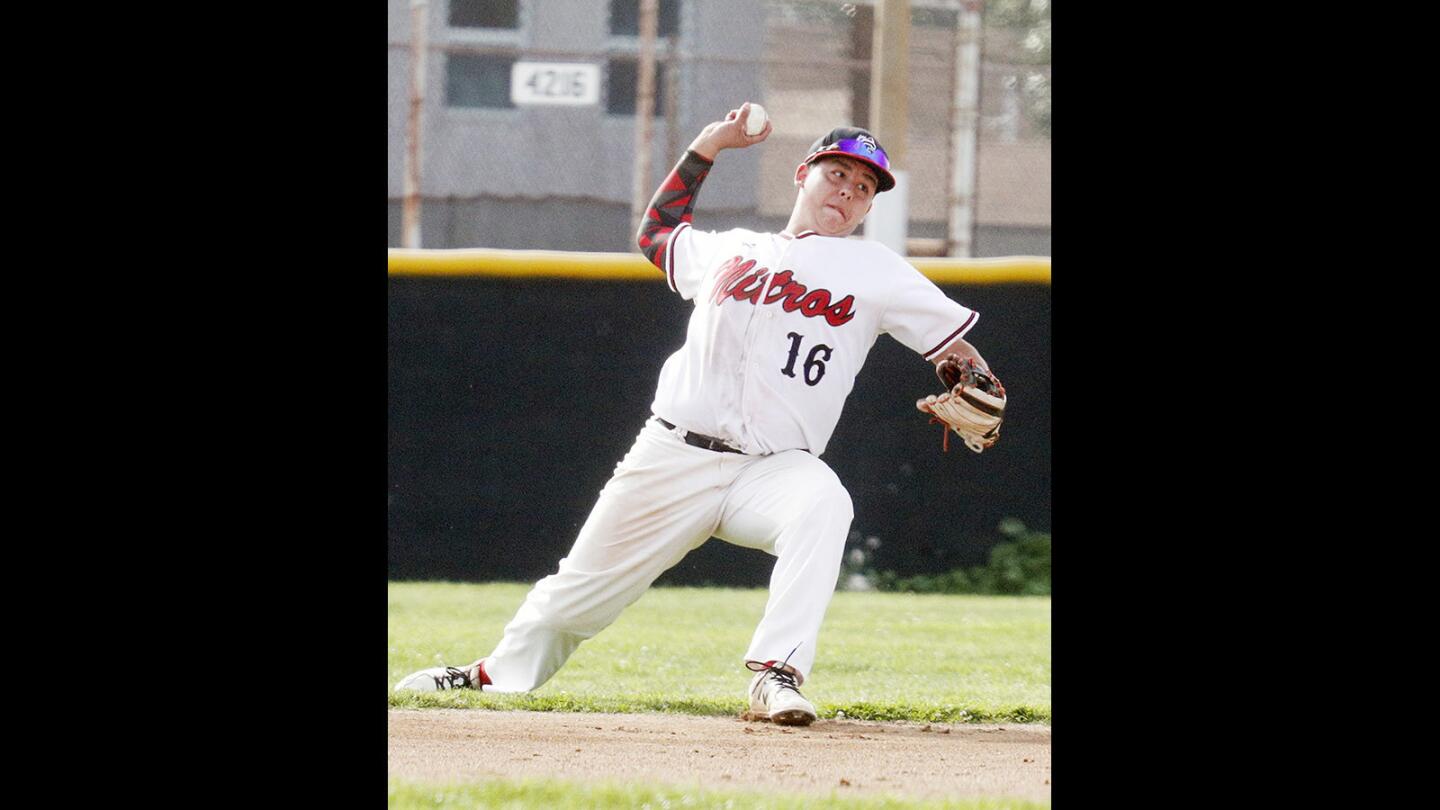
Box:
[389,275,1050,586]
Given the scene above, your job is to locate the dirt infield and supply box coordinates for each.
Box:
[389,709,1051,802]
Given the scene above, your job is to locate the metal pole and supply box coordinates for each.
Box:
[402,0,428,249]
[866,0,910,253]
[869,0,909,167]
[630,0,659,235]
[664,40,679,173]
[947,0,982,258]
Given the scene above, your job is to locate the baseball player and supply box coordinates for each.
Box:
[396,103,1003,727]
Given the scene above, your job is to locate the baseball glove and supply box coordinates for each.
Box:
[916,355,1007,453]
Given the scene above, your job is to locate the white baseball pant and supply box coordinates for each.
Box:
[481,418,853,692]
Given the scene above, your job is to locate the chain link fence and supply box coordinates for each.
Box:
[387,0,1049,255]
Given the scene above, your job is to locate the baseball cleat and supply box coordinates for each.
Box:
[746,664,818,726]
[394,660,488,692]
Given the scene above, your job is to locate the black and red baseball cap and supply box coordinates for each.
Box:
[803,127,896,192]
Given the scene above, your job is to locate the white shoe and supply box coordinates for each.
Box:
[394,660,486,692]
[747,665,817,726]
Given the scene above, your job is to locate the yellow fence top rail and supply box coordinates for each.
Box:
[388,249,1050,285]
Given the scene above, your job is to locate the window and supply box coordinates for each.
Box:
[606,58,667,116]
[447,54,516,108]
[450,0,519,29]
[609,0,680,37]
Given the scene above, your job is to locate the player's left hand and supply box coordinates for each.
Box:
[916,355,1006,453]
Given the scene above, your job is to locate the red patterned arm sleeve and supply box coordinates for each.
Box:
[636,150,714,270]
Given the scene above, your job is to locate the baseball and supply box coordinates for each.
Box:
[745,104,767,136]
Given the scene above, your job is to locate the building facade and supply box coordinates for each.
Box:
[387,0,1050,255]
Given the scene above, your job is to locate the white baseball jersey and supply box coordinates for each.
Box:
[651,225,978,456]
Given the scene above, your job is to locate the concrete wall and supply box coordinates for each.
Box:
[388,198,1052,257]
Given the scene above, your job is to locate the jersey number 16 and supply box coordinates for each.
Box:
[781,332,832,386]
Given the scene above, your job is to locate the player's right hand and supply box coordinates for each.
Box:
[688,102,771,160]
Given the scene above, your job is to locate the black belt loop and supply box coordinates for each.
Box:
[653,416,745,454]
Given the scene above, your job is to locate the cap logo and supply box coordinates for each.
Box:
[854,134,877,153]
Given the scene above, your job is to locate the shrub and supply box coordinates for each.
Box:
[866,519,1050,595]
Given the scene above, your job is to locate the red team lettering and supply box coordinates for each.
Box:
[708,256,856,326]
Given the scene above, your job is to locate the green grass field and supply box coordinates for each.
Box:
[388,582,1050,724]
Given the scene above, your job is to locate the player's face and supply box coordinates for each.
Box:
[793,157,878,236]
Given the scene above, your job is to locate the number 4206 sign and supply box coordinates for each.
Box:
[510,62,600,106]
